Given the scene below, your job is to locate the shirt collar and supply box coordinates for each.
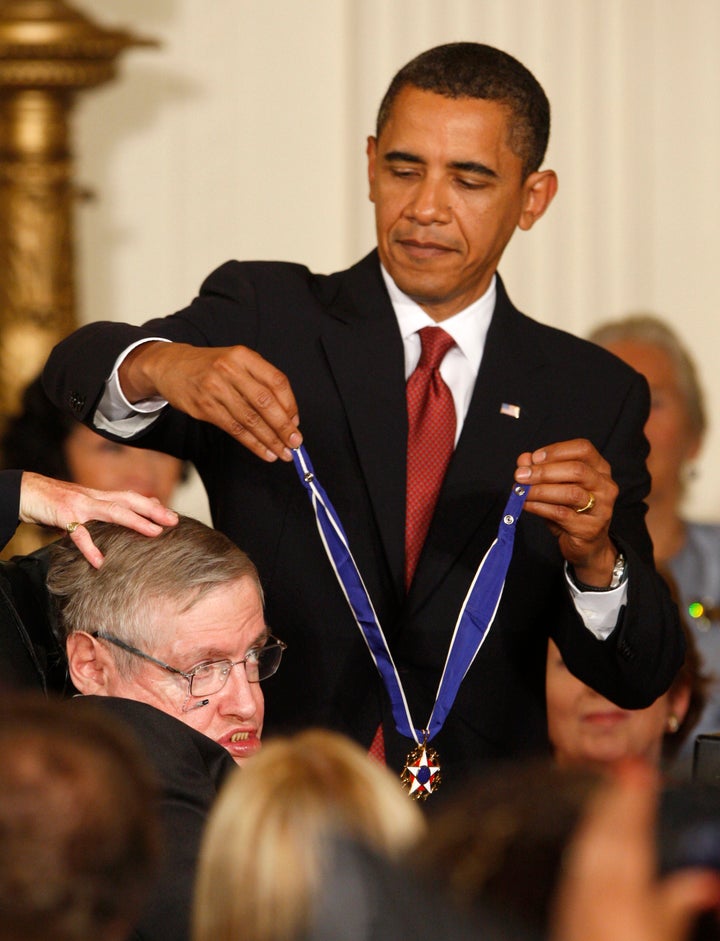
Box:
[380,265,496,373]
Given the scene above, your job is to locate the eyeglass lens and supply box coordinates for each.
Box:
[189,643,284,697]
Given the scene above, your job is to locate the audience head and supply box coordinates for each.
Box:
[376,42,551,178]
[0,692,159,941]
[193,728,424,941]
[1,375,185,504]
[47,516,284,765]
[546,611,709,772]
[561,764,720,941]
[416,757,720,941]
[588,315,706,508]
[414,758,601,936]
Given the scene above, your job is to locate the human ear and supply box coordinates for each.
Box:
[667,684,692,730]
[367,136,378,202]
[66,631,111,695]
[518,169,558,231]
[685,433,702,463]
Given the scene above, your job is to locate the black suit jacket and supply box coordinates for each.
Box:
[44,251,683,776]
[71,696,236,941]
[0,469,22,548]
[0,471,71,694]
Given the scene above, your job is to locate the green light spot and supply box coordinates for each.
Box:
[688,602,705,619]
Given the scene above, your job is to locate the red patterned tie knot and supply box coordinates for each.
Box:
[415,326,456,373]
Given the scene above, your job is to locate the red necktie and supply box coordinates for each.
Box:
[368,327,456,766]
[405,326,457,589]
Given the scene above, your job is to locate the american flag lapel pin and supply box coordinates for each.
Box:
[500,402,521,419]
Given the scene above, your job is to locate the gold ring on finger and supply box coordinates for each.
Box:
[575,493,595,514]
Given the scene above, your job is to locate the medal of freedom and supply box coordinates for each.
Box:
[292,446,526,801]
[400,739,441,800]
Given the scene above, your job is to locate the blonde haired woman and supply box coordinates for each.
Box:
[192,729,425,941]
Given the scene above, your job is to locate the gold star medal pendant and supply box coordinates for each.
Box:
[401,733,441,800]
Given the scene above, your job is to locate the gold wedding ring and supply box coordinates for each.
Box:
[575,493,595,514]
[66,521,81,534]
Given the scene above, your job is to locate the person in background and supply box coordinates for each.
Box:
[0,692,160,941]
[552,760,720,941]
[415,757,720,941]
[0,375,186,558]
[415,759,602,936]
[545,612,709,776]
[0,469,179,694]
[589,315,720,754]
[47,515,285,941]
[44,41,682,786]
[193,728,496,941]
[48,515,283,764]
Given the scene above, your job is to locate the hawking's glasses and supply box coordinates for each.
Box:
[91,631,287,698]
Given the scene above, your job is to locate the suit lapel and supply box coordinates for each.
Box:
[318,252,408,600]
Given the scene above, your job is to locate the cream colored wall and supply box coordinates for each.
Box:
[74,0,720,521]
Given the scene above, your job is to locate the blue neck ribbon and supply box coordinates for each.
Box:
[292,444,527,746]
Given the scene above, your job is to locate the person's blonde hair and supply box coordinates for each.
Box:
[192,729,424,941]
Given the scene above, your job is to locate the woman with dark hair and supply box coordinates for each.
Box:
[3,375,185,502]
[546,626,709,776]
[1,376,185,556]
[546,568,710,778]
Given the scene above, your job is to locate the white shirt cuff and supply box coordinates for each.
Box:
[565,564,628,640]
[94,338,171,438]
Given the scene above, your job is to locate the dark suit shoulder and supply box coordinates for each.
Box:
[528,317,641,382]
[197,250,380,310]
[154,252,384,360]
[71,696,235,792]
[493,276,647,397]
[199,258,315,297]
[69,697,235,941]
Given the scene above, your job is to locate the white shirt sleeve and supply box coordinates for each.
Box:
[93,338,172,438]
[565,565,628,640]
